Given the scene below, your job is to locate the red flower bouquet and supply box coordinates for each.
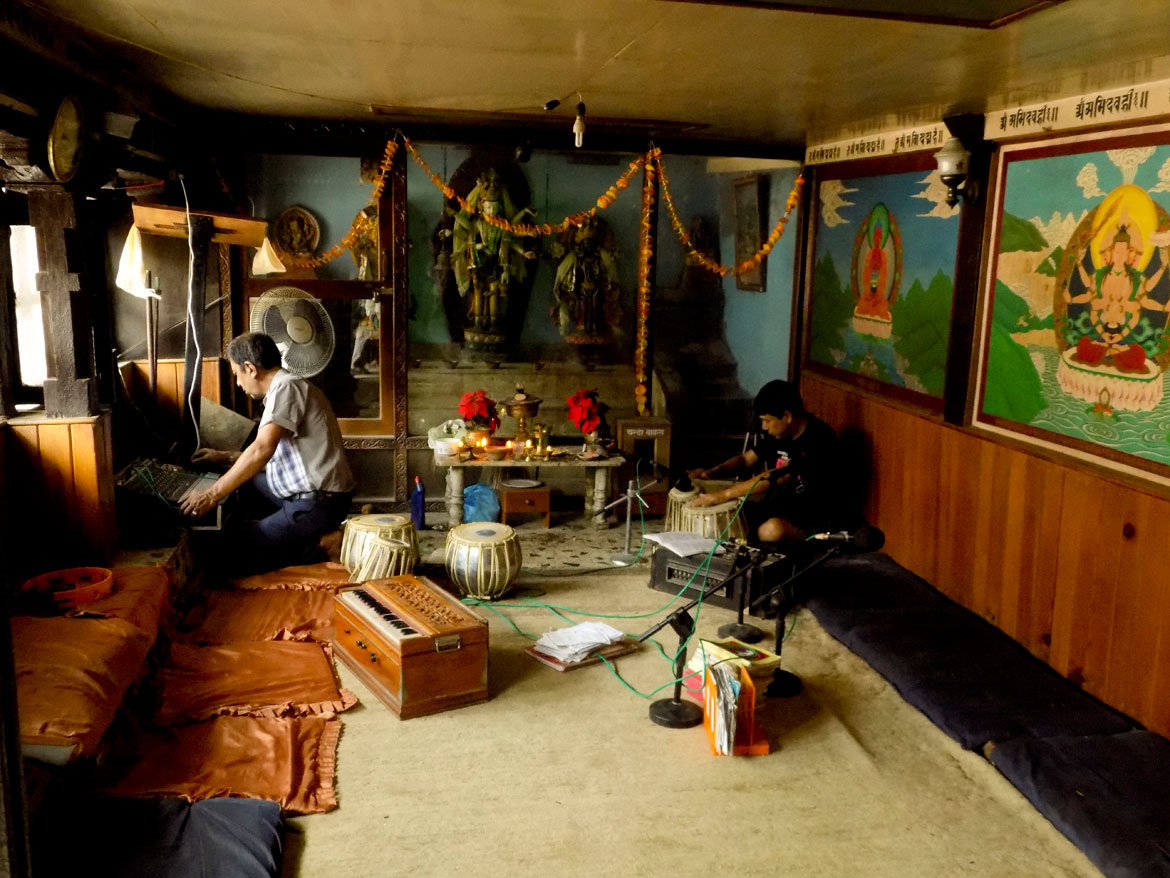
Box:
[566,388,605,435]
[458,389,500,431]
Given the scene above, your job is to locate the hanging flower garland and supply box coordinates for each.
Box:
[634,154,658,414]
[274,138,400,269]
[403,137,647,237]
[654,152,804,278]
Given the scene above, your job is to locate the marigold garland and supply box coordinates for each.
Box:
[634,156,658,413]
[275,138,400,269]
[268,136,802,283]
[654,152,804,278]
[403,137,647,237]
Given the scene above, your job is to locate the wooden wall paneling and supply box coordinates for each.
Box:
[1049,471,1127,695]
[35,423,75,534]
[802,372,1170,737]
[1097,490,1170,723]
[1144,539,1170,735]
[934,425,982,608]
[969,440,1015,625]
[996,450,1065,662]
[69,417,116,560]
[896,406,942,583]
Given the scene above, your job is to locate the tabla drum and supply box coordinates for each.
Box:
[665,485,700,532]
[444,522,523,600]
[679,499,747,544]
[340,513,419,573]
[351,537,416,583]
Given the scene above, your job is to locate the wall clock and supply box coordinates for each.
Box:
[46,95,85,183]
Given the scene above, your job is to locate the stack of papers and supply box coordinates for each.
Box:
[643,531,725,557]
[709,663,741,756]
[533,622,627,664]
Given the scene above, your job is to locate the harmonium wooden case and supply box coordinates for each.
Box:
[333,575,489,719]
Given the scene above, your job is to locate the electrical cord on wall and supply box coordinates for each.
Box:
[178,173,202,451]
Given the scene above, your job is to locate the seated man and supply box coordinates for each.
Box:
[179,332,354,575]
[687,380,838,544]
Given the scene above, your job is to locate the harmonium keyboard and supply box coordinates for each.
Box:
[333,575,489,719]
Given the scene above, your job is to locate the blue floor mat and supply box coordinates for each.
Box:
[990,732,1170,878]
[804,553,1135,749]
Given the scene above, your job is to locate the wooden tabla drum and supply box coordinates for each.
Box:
[444,522,522,600]
[665,485,700,532]
[351,537,416,583]
[679,499,747,543]
[341,513,419,573]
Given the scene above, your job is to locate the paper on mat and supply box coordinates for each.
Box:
[643,531,724,557]
[534,622,626,663]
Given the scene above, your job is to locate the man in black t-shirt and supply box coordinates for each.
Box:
[687,380,839,543]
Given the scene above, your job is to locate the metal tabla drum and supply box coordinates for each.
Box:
[665,485,700,532]
[679,499,747,544]
[351,537,416,583]
[340,513,419,574]
[444,522,522,600]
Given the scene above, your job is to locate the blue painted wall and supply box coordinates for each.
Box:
[249,147,722,353]
[247,154,371,282]
[717,167,803,394]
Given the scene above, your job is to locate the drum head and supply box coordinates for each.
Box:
[450,522,516,544]
[350,513,409,526]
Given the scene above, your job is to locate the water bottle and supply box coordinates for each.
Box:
[410,475,426,531]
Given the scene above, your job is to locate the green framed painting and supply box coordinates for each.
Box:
[803,154,961,410]
[975,123,1170,476]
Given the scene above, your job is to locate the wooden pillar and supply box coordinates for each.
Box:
[387,141,409,502]
[942,113,993,426]
[20,185,98,417]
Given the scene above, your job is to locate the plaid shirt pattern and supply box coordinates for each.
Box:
[266,436,313,498]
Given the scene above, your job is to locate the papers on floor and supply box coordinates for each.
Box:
[643,531,725,558]
[533,621,627,664]
[709,663,741,756]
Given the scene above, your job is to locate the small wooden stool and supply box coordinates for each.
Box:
[499,486,551,528]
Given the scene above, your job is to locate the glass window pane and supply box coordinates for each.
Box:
[9,225,45,386]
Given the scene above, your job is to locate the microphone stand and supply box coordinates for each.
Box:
[716,544,767,644]
[637,549,760,728]
[747,544,844,697]
[605,475,664,567]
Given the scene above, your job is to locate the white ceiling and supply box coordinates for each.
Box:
[22,0,1170,149]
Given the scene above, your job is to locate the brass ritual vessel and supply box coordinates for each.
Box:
[502,385,542,444]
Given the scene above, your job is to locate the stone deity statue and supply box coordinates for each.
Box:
[449,168,536,348]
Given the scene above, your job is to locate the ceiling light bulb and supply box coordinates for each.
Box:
[573,101,586,149]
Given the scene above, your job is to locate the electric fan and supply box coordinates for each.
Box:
[248,286,336,378]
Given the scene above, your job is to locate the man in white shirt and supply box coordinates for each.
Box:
[180,332,354,574]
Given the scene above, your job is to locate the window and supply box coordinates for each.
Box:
[10,225,45,388]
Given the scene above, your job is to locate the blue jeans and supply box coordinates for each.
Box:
[227,472,351,575]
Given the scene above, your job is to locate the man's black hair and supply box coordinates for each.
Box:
[226,332,282,370]
[752,379,803,418]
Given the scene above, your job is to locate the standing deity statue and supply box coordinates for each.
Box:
[548,215,622,345]
[449,168,536,349]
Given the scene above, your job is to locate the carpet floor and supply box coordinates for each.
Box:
[278,517,1103,878]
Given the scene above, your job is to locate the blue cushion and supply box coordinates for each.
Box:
[990,732,1170,878]
[40,796,283,878]
[804,553,1135,749]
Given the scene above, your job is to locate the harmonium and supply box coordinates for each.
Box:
[333,575,489,719]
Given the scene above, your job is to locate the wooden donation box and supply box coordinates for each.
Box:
[333,575,489,719]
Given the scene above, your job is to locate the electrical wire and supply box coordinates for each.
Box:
[461,470,770,695]
[178,174,202,451]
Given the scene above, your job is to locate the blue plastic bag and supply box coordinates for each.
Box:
[463,483,500,523]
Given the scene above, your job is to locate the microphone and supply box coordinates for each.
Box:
[808,525,885,553]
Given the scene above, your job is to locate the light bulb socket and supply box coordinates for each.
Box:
[576,100,586,116]
[543,99,560,111]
